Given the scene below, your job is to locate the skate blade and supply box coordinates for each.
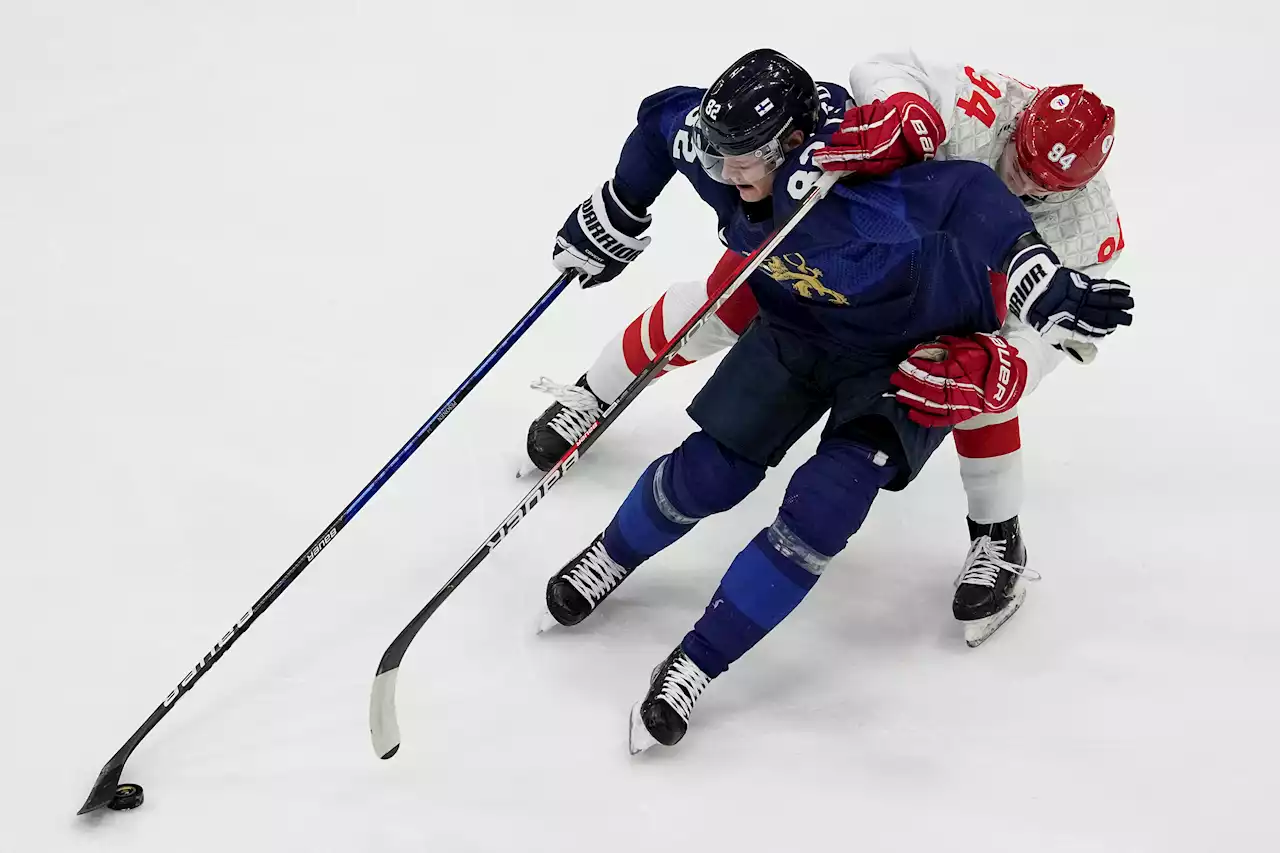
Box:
[962,579,1027,648]
[515,459,541,480]
[534,608,561,636]
[627,702,658,755]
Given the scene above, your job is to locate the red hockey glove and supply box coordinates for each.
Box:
[889,333,1027,427]
[812,92,946,178]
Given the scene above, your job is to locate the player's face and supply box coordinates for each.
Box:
[719,154,776,188]
[715,131,807,202]
[997,140,1046,198]
[724,158,777,202]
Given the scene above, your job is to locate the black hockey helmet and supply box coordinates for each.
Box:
[691,48,820,185]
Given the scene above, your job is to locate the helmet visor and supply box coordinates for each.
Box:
[691,120,787,186]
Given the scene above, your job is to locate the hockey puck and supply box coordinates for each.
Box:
[107,783,144,811]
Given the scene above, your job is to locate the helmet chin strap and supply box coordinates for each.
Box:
[1022,186,1085,206]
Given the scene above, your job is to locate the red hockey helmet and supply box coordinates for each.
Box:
[1014,85,1116,192]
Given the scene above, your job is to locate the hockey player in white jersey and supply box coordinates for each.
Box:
[524,53,1126,646]
[816,53,1125,644]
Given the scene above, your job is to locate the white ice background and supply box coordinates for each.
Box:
[2,2,1277,851]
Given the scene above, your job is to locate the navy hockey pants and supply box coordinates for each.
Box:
[598,319,955,677]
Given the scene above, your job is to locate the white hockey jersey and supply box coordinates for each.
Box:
[850,51,1128,387]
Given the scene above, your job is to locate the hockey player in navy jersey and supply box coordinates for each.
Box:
[530,51,1130,647]
[540,50,1133,751]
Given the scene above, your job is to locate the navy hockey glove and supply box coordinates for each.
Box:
[552,181,652,287]
[1004,233,1134,352]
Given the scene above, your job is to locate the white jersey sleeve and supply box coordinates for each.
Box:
[848,51,1037,170]
[1003,176,1126,392]
[1000,177,1126,392]
[847,50,942,108]
[999,313,1064,396]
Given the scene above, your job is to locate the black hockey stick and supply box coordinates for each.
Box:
[76,271,579,815]
[369,172,841,759]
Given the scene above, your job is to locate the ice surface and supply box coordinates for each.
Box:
[3,3,1277,851]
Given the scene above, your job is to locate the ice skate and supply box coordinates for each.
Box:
[953,516,1040,647]
[523,375,604,475]
[628,646,712,754]
[544,533,633,628]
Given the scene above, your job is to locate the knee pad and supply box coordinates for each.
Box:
[775,438,896,562]
[663,430,766,519]
[604,432,766,569]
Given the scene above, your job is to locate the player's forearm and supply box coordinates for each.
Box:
[999,314,1062,394]
[1071,254,1123,281]
[847,56,937,110]
[610,123,675,214]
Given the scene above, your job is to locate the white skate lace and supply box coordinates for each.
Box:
[564,539,629,604]
[657,655,711,723]
[956,536,1042,589]
[531,377,602,445]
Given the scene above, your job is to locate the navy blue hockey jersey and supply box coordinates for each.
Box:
[608,83,1036,361]
[738,150,1035,358]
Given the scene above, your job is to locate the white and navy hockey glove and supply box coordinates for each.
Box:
[552,180,652,287]
[1004,233,1134,357]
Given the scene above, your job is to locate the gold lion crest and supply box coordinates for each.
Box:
[761,253,848,305]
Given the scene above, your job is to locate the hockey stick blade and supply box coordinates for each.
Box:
[370,449,582,758]
[78,756,126,815]
[370,173,840,759]
[370,670,402,759]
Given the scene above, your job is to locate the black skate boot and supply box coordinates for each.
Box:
[542,533,633,629]
[525,375,605,472]
[953,516,1039,647]
[628,645,712,754]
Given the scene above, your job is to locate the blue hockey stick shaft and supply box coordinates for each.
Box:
[341,272,576,520]
[77,270,577,815]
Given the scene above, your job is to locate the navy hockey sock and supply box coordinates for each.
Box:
[602,431,765,569]
[682,438,896,677]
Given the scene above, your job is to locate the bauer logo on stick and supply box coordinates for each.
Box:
[163,609,255,706]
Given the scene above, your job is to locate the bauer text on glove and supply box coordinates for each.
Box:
[811,92,946,178]
[890,332,1027,428]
